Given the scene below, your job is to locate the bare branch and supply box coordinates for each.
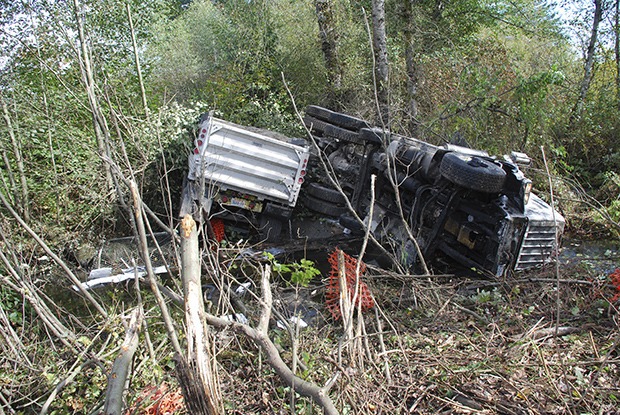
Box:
[203,269,340,415]
[0,188,108,319]
[103,308,143,415]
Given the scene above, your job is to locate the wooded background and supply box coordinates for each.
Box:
[1,0,619,233]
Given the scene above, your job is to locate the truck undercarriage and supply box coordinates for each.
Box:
[301,106,565,277]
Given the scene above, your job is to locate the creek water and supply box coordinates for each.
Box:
[559,238,620,276]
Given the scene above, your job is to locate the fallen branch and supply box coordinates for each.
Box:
[0,249,79,352]
[0,188,108,319]
[129,180,183,357]
[533,326,581,340]
[39,359,104,415]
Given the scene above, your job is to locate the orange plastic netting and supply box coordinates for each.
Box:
[126,384,184,415]
[325,248,374,320]
[610,268,620,302]
[209,218,226,242]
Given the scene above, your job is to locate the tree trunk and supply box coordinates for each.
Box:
[126,4,149,122]
[27,5,60,218]
[0,94,30,222]
[72,0,114,192]
[372,0,389,125]
[314,0,343,109]
[615,0,620,109]
[403,0,420,135]
[178,214,222,414]
[570,0,605,125]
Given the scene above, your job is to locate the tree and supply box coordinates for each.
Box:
[371,0,389,124]
[72,0,114,192]
[0,93,30,221]
[314,0,344,109]
[402,0,420,134]
[392,0,493,135]
[569,0,607,125]
[615,0,620,108]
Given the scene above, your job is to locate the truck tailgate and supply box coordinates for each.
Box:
[188,117,309,206]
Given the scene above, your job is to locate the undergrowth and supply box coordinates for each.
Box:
[1,242,619,414]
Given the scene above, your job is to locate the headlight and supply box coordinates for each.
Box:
[522,179,532,205]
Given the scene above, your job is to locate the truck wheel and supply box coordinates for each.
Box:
[439,152,506,193]
[324,124,362,144]
[303,115,329,135]
[306,182,347,204]
[302,194,348,217]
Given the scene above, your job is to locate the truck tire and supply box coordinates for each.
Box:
[328,112,368,131]
[305,105,333,121]
[324,124,362,144]
[306,182,347,204]
[302,194,348,217]
[439,152,506,194]
[339,214,365,234]
[359,127,385,144]
[303,115,329,135]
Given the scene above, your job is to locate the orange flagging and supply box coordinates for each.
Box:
[209,218,226,242]
[325,248,374,320]
[610,268,620,302]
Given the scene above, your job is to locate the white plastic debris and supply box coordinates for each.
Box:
[221,313,249,325]
[87,267,113,280]
[74,265,167,291]
[235,282,252,294]
[276,316,308,330]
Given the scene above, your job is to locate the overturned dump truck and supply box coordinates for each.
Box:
[179,107,564,277]
[180,112,310,241]
[302,105,565,277]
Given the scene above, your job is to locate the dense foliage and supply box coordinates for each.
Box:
[1,0,619,232]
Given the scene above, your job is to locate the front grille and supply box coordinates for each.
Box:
[515,221,562,270]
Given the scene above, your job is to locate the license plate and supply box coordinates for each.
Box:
[218,195,262,212]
